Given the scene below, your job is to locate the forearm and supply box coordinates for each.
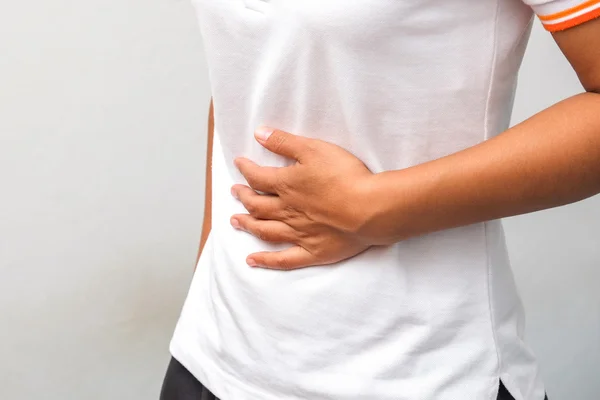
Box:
[196,99,214,265]
[364,92,600,244]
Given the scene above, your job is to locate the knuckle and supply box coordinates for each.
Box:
[281,204,296,220]
[255,227,267,241]
[245,201,258,215]
[274,174,291,195]
[293,217,312,233]
[245,177,258,190]
[306,142,319,154]
[276,255,292,270]
[271,134,287,153]
[311,246,327,260]
[283,228,298,243]
[296,229,311,240]
[255,226,273,242]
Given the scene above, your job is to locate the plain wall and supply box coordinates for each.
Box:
[1,1,209,399]
[0,1,598,399]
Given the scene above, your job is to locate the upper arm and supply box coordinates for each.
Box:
[520,0,600,92]
[553,18,600,93]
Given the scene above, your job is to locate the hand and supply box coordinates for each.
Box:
[231,126,378,270]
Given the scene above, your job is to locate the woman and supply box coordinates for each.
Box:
[161,0,600,399]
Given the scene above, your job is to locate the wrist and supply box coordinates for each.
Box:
[353,171,406,246]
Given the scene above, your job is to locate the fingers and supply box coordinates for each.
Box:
[231,214,297,244]
[232,184,286,220]
[247,246,316,270]
[254,126,313,163]
[234,157,282,194]
[230,210,318,270]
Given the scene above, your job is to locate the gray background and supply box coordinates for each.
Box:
[1,1,598,399]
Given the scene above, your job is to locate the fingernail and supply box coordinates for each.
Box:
[247,258,257,267]
[231,218,240,229]
[255,126,273,142]
[230,187,238,199]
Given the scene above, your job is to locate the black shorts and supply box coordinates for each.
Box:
[159,357,546,400]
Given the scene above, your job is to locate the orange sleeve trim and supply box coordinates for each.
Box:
[539,0,600,21]
[542,6,600,31]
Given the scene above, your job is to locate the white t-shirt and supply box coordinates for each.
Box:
[170,1,599,399]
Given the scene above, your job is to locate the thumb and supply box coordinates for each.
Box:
[254,125,311,161]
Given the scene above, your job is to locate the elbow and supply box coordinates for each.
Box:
[579,71,600,94]
[583,80,600,94]
[586,87,600,94]
[582,77,600,94]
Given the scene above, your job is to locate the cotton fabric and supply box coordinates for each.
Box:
[170,1,598,399]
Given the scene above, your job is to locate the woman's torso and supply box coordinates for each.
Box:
[170,1,546,399]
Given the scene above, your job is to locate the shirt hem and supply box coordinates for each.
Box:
[170,332,284,400]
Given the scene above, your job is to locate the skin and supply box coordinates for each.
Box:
[195,99,213,267]
[197,19,600,270]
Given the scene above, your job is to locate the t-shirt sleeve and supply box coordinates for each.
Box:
[522,0,600,32]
